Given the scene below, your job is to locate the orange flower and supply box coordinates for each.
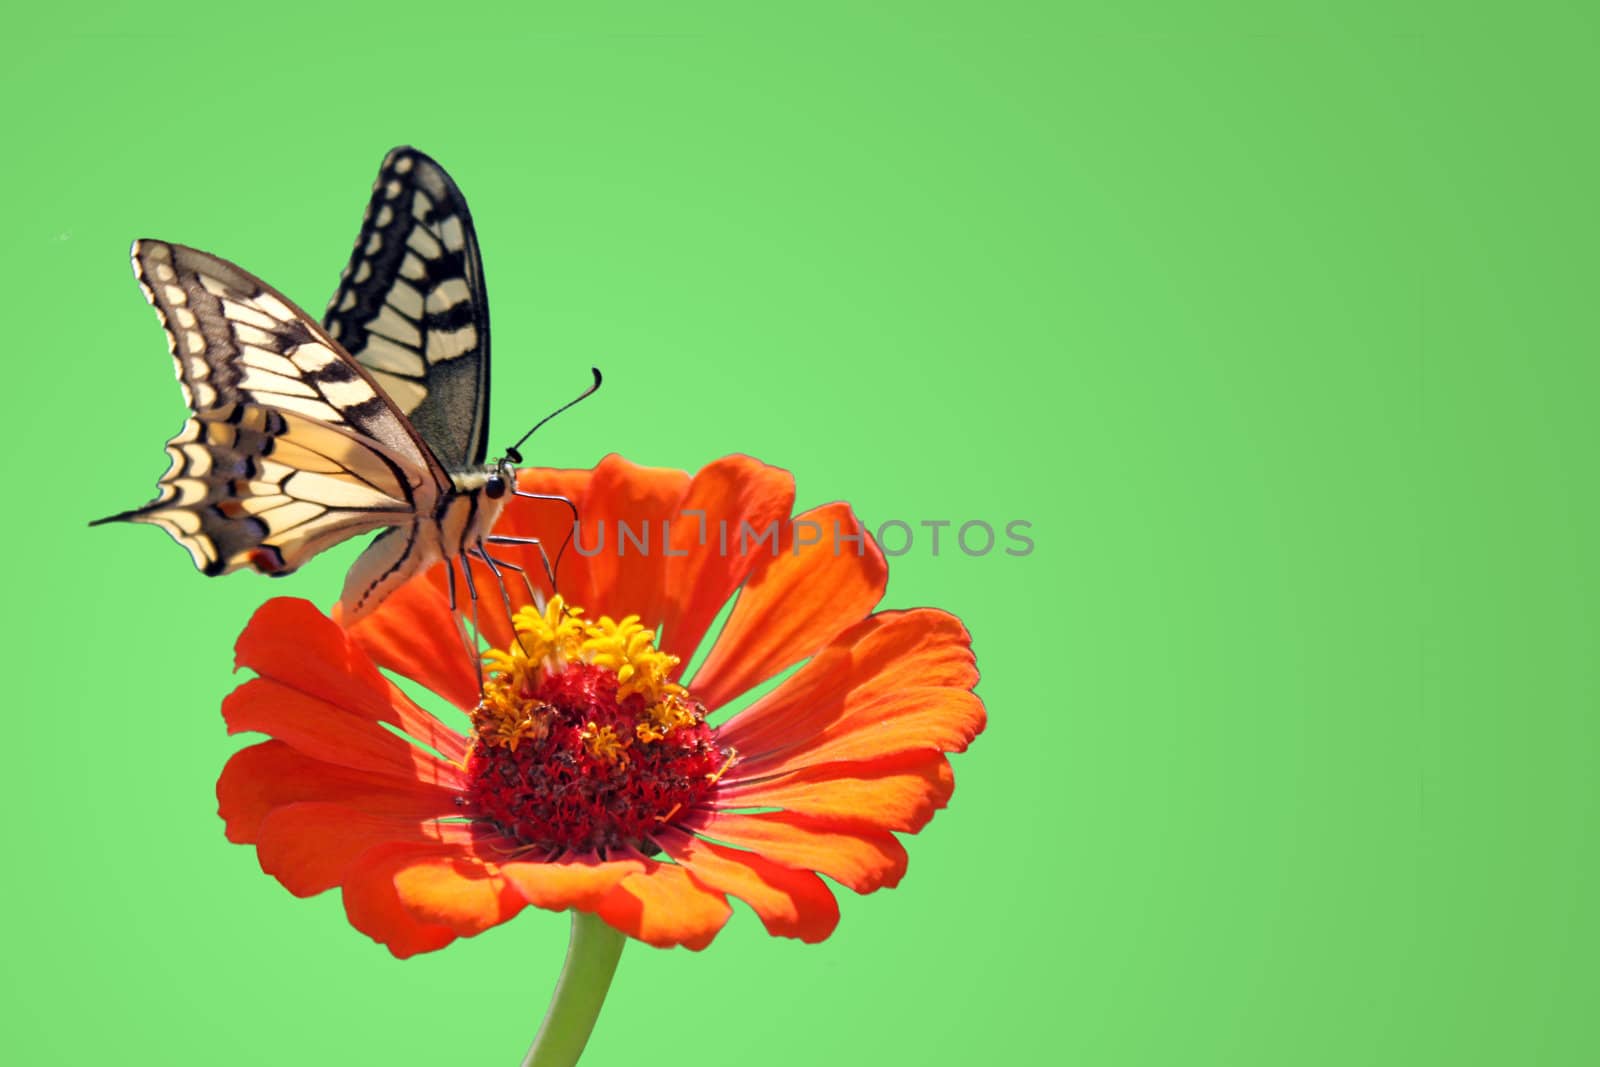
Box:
[218,454,985,956]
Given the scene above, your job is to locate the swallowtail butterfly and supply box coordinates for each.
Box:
[95,147,597,624]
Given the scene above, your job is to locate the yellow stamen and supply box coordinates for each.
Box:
[580,721,630,768]
[474,595,706,751]
[578,612,685,702]
[635,695,700,744]
[705,748,739,786]
[473,689,553,752]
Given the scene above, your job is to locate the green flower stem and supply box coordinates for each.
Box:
[522,910,627,1067]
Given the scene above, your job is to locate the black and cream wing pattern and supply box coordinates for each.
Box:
[323,146,491,469]
[95,147,520,623]
[94,240,450,591]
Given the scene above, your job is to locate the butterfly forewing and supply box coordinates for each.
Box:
[98,239,448,583]
[323,146,491,469]
[131,239,446,484]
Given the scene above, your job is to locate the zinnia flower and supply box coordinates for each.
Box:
[218,454,984,959]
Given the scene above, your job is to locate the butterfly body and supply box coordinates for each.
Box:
[340,458,517,620]
[97,149,536,624]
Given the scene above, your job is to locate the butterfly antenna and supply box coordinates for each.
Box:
[503,367,603,464]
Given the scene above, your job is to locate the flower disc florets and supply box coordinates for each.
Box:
[463,597,730,853]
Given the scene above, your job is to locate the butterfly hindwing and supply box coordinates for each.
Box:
[323,146,491,469]
[98,403,424,578]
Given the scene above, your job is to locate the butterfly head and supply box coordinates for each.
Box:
[484,459,517,500]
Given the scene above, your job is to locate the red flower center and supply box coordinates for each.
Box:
[461,600,732,854]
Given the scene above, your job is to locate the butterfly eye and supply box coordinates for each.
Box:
[485,473,507,499]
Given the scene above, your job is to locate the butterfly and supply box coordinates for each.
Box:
[94,147,598,625]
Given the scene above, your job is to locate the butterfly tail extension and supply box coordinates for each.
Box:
[87,503,236,576]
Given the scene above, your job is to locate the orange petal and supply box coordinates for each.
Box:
[573,455,691,628]
[236,598,391,716]
[240,597,469,761]
[392,851,528,936]
[256,803,483,897]
[685,810,908,894]
[218,740,461,843]
[735,688,986,778]
[718,608,977,758]
[340,842,465,958]
[593,862,731,949]
[499,854,649,912]
[659,828,839,942]
[690,503,887,711]
[715,753,956,833]
[221,677,461,783]
[223,678,463,783]
[339,577,480,713]
[655,456,796,665]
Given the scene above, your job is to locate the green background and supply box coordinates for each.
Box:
[2,3,1589,1064]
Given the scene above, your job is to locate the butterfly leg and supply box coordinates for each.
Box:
[506,489,580,583]
[472,546,540,657]
[456,550,488,688]
[470,545,524,647]
[511,489,578,517]
[484,534,560,597]
[476,546,543,613]
[444,555,483,687]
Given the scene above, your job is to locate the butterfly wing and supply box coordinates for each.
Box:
[323,146,491,469]
[96,403,427,580]
[95,239,448,582]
